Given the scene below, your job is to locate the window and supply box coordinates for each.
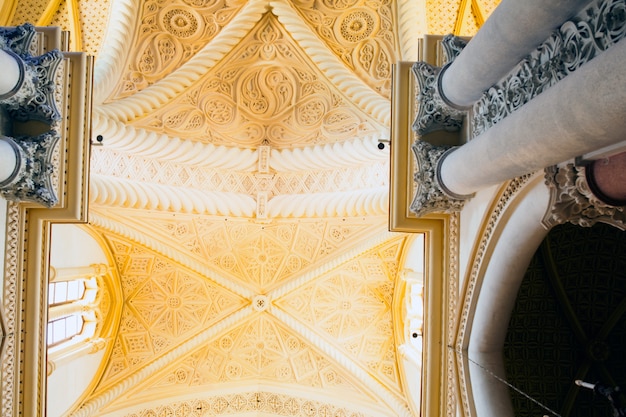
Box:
[48,281,86,306]
[47,315,85,346]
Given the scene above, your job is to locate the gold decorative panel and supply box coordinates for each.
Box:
[113,0,246,99]
[131,13,382,148]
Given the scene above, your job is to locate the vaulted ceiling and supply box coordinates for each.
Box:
[4,0,498,415]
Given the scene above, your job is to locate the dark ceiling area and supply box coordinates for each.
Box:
[504,222,626,417]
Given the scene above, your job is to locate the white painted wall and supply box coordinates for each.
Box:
[46,224,109,417]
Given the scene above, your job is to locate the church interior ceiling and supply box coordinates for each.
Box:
[4,0,498,415]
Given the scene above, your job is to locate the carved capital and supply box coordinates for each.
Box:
[411,62,465,136]
[542,164,626,230]
[0,49,63,123]
[0,131,60,207]
[440,34,468,63]
[0,23,37,55]
[411,35,467,136]
[409,141,470,216]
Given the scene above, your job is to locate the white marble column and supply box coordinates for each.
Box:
[440,0,591,108]
[439,38,626,197]
[0,49,23,98]
[0,136,20,185]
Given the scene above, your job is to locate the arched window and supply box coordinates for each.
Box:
[47,315,84,346]
[46,269,101,350]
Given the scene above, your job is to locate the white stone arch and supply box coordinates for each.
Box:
[459,174,550,417]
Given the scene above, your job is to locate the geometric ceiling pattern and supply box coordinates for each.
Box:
[505,222,626,417]
[7,0,498,415]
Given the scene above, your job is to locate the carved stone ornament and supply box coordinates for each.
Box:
[411,34,467,136]
[440,34,468,63]
[0,23,37,55]
[542,164,626,231]
[411,62,465,136]
[410,140,470,216]
[0,24,63,123]
[0,132,60,207]
[472,0,626,137]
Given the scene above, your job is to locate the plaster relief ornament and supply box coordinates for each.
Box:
[0,132,60,207]
[409,141,471,216]
[411,35,467,136]
[0,24,63,123]
[543,163,626,230]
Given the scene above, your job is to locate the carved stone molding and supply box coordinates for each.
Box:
[0,132,60,207]
[472,0,626,137]
[409,141,471,216]
[542,163,626,230]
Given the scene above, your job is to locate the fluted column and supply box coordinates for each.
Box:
[440,0,591,108]
[438,38,626,197]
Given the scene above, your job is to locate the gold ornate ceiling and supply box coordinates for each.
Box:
[4,0,498,415]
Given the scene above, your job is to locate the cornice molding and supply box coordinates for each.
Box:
[269,0,391,126]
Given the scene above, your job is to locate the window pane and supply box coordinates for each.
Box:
[66,281,80,301]
[48,283,55,305]
[47,315,85,346]
[47,322,53,345]
[53,282,68,304]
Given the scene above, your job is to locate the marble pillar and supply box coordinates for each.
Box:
[440,0,591,108]
[439,38,626,197]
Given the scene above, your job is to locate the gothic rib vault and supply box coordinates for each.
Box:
[3,0,498,416]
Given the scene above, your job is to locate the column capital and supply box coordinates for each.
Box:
[409,141,472,216]
[0,23,37,54]
[0,49,63,123]
[411,35,468,136]
[0,131,60,207]
[0,23,63,123]
[411,62,466,135]
[542,163,626,230]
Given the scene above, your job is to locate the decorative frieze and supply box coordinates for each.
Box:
[411,35,468,136]
[472,0,626,137]
[409,141,471,216]
[542,163,626,230]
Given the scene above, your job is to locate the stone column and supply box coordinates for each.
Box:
[438,38,626,197]
[0,136,21,185]
[440,0,591,108]
[0,49,24,99]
